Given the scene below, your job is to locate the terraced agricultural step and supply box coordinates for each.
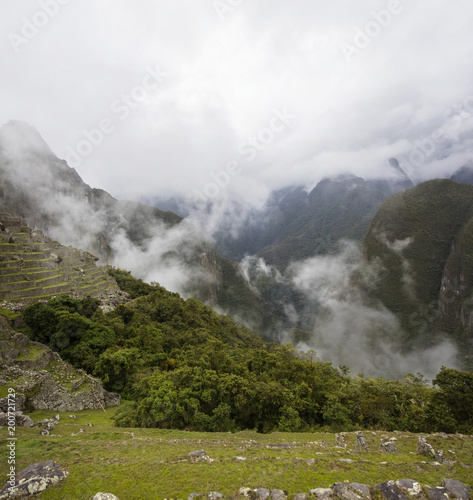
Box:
[0,282,73,299]
[0,260,23,269]
[0,243,24,252]
[20,258,54,267]
[0,274,65,291]
[0,286,41,300]
[0,269,59,284]
[1,251,51,260]
[0,265,21,275]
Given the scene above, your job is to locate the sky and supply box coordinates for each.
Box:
[2,0,473,206]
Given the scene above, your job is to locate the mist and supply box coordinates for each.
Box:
[239,241,460,379]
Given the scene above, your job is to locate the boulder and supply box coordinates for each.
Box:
[208,493,224,500]
[310,488,333,500]
[332,483,370,500]
[0,460,67,499]
[270,490,287,500]
[252,489,271,500]
[395,480,422,496]
[355,432,368,452]
[0,411,34,428]
[239,488,252,497]
[427,488,448,500]
[380,439,397,454]
[441,479,471,500]
[374,481,409,500]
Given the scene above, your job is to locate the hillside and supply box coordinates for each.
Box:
[363,179,473,369]
[0,214,122,305]
[0,121,274,335]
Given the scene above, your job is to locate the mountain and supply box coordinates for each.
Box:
[150,160,414,270]
[0,121,274,336]
[0,121,181,260]
[209,162,414,270]
[363,178,473,369]
[450,164,473,185]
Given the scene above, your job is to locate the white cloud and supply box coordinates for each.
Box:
[1,0,473,205]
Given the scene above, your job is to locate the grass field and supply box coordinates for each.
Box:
[0,406,472,499]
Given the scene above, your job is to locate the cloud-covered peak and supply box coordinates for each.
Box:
[0,120,54,159]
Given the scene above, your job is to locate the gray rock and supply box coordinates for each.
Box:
[355,432,368,452]
[332,483,364,500]
[0,460,68,499]
[335,433,347,448]
[239,488,252,497]
[253,489,271,500]
[294,495,308,500]
[374,480,409,500]
[427,488,448,500]
[91,494,120,500]
[442,479,471,500]
[0,411,34,428]
[270,490,287,500]
[380,439,397,454]
[395,480,422,496]
[188,494,204,500]
[45,421,55,431]
[208,493,224,500]
[348,483,371,499]
[0,394,27,412]
[39,429,49,435]
[187,450,211,462]
[417,436,444,463]
[310,488,333,500]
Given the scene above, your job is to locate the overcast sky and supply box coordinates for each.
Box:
[2,0,473,206]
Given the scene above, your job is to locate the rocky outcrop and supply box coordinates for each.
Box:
[0,318,119,412]
[0,460,67,499]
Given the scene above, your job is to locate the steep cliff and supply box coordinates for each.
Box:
[363,179,473,368]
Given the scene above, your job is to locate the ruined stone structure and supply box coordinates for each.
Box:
[0,214,119,303]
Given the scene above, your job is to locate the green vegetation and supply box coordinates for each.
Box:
[0,407,472,499]
[363,179,473,368]
[21,281,473,434]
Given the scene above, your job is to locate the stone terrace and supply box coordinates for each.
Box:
[0,214,119,303]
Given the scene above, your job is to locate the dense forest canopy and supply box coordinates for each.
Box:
[21,269,473,434]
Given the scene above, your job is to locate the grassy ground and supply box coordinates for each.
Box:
[0,406,472,499]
